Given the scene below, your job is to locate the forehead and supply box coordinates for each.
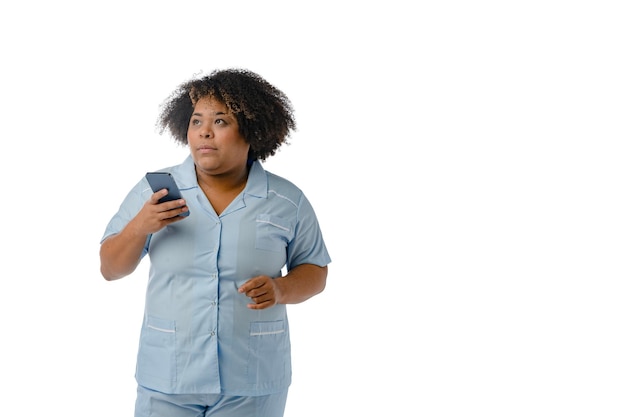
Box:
[193,96,231,114]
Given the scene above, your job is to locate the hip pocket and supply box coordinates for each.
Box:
[247,320,291,385]
[136,316,177,385]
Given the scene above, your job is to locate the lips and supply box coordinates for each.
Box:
[197,145,217,154]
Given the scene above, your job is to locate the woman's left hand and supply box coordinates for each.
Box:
[238,275,282,310]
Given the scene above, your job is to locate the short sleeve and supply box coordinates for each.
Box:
[286,193,331,270]
[100,178,153,258]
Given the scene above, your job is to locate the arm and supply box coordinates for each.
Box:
[100,188,189,281]
[99,222,148,281]
[238,263,328,310]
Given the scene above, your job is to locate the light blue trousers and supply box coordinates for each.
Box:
[135,385,289,417]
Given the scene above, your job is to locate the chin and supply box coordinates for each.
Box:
[193,157,218,170]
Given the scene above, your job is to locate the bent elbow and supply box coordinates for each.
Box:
[100,262,130,281]
[317,266,328,294]
[100,266,120,281]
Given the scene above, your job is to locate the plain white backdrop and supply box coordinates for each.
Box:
[1,1,625,416]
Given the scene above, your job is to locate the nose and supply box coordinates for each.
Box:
[198,124,212,138]
[197,123,213,139]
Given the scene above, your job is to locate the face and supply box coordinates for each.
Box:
[187,96,250,177]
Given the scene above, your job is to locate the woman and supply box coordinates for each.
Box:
[100,68,331,417]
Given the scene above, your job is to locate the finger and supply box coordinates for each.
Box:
[247,300,273,310]
[162,213,188,224]
[238,277,264,294]
[243,286,267,299]
[254,293,274,304]
[160,207,189,220]
[159,199,187,213]
[150,188,169,203]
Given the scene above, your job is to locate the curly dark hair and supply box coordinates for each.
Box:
[157,68,296,161]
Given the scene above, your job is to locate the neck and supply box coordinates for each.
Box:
[196,165,249,193]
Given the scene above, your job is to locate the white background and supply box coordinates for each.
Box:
[1,1,625,416]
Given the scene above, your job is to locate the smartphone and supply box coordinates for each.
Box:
[145,172,190,217]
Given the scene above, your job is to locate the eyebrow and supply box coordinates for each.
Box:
[192,111,228,117]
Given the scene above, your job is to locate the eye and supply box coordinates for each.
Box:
[215,119,225,125]
[191,118,201,126]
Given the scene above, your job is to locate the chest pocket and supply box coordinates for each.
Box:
[255,214,293,253]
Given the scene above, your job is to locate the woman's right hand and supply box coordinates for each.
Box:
[132,188,189,235]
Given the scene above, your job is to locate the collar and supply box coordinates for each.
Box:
[244,160,268,199]
[174,155,268,199]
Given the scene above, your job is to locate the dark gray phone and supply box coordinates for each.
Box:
[145,172,190,217]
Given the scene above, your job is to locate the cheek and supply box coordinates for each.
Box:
[229,133,250,153]
[239,141,251,158]
[186,126,197,144]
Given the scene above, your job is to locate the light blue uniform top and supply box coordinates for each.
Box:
[101,156,331,396]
